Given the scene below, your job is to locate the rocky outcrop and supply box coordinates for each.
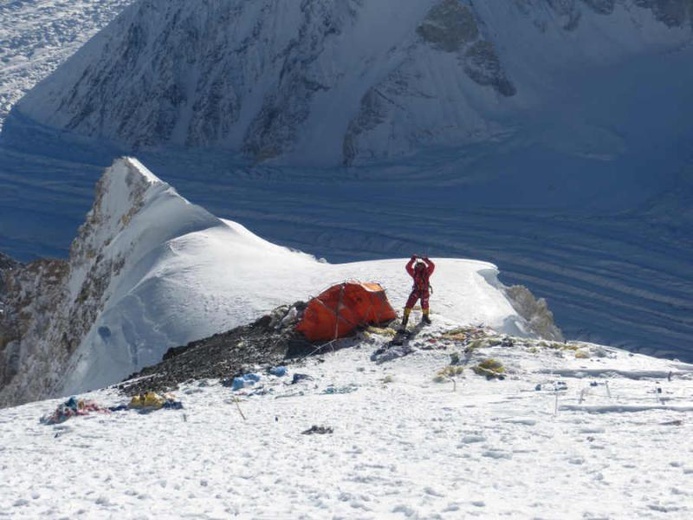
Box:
[416,0,480,51]
[0,258,71,404]
[633,0,693,27]
[576,0,693,26]
[0,212,113,407]
[342,1,517,165]
[581,0,616,15]
[342,88,389,165]
[548,0,583,30]
[0,254,21,389]
[504,285,564,342]
[0,253,19,293]
[417,0,516,95]
[464,41,517,97]
[241,0,342,161]
[118,303,310,396]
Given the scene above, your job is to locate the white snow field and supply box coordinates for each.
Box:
[1,159,691,519]
[1,326,692,519]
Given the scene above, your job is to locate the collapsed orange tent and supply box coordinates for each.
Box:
[295,282,397,342]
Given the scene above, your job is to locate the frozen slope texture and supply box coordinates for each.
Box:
[1,332,693,518]
[0,157,551,407]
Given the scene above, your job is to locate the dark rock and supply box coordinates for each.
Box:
[302,425,333,435]
[118,302,315,396]
[547,0,582,30]
[633,0,693,27]
[464,41,517,97]
[417,0,479,52]
[580,0,616,15]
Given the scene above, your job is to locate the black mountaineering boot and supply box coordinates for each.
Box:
[399,313,409,333]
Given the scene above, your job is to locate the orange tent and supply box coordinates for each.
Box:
[295,282,397,342]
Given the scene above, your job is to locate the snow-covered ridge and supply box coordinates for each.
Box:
[0,157,559,407]
[0,157,227,406]
[9,0,692,165]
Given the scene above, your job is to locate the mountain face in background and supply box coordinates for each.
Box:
[1,0,692,370]
[11,0,516,165]
[11,0,692,166]
[0,0,135,129]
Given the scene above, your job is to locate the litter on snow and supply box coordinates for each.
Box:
[40,392,183,424]
[302,425,334,435]
[129,391,183,411]
[322,384,358,395]
[39,397,110,425]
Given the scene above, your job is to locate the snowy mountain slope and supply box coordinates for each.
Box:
[0,157,556,407]
[9,0,692,165]
[0,0,135,131]
[1,0,692,380]
[1,328,692,518]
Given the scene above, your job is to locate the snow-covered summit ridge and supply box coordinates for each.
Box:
[67,156,222,301]
[0,156,559,407]
[10,0,692,166]
[0,157,229,407]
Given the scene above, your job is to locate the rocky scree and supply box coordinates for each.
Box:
[118,302,316,396]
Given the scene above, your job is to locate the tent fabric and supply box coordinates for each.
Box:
[295,282,397,342]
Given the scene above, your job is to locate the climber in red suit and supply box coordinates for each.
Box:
[400,255,435,330]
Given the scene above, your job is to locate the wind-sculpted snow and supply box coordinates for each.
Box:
[0,157,236,406]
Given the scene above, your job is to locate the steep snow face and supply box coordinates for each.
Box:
[0,157,558,406]
[11,0,691,166]
[0,157,222,406]
[0,0,135,131]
